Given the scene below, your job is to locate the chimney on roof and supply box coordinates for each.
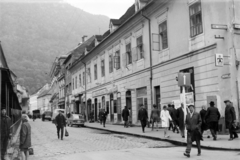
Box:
[82,35,87,43]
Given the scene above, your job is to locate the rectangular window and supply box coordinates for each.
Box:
[159,21,168,50]
[101,60,105,77]
[136,36,143,59]
[109,55,113,73]
[154,86,161,110]
[136,87,148,111]
[75,77,77,89]
[72,79,74,90]
[79,74,81,86]
[115,50,121,70]
[126,43,132,64]
[94,64,97,80]
[189,1,203,37]
[83,72,85,85]
[87,68,91,83]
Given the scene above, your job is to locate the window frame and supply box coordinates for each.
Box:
[189,1,203,37]
[79,74,81,87]
[136,36,143,60]
[94,64,98,80]
[115,50,121,70]
[159,21,168,50]
[126,43,132,65]
[109,55,113,73]
[101,59,105,77]
[87,68,91,83]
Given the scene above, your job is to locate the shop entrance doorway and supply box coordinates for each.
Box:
[126,91,132,123]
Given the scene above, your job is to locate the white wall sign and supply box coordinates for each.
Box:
[215,53,224,67]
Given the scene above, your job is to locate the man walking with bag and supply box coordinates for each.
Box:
[55,110,66,140]
[224,100,238,140]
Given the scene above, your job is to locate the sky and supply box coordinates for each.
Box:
[64,0,135,19]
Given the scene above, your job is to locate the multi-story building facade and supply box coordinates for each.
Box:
[65,0,240,128]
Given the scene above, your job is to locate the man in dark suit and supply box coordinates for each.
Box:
[224,100,238,140]
[138,104,148,133]
[205,101,220,140]
[122,106,130,128]
[101,109,108,128]
[176,103,185,138]
[199,105,210,138]
[55,111,66,140]
[184,105,202,158]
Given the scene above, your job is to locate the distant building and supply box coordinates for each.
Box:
[16,84,30,113]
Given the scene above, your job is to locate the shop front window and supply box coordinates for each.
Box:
[136,87,148,111]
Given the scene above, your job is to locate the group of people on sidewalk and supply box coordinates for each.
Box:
[1,108,32,160]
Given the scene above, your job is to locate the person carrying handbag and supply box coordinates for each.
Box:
[55,111,67,140]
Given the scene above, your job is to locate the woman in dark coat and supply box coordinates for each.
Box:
[176,104,185,138]
[20,114,32,160]
[122,106,130,128]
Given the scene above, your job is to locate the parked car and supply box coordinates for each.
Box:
[52,109,65,124]
[42,111,52,121]
[67,114,85,127]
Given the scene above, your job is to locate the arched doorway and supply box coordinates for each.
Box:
[94,98,98,121]
[87,99,92,120]
[110,94,114,122]
[126,90,132,123]
[102,96,105,110]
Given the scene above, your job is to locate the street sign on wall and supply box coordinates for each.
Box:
[215,53,224,67]
[178,73,191,87]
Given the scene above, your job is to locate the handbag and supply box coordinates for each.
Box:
[65,128,69,137]
[29,147,34,155]
[232,123,240,131]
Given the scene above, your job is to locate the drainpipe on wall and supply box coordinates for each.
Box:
[81,61,88,122]
[141,11,153,110]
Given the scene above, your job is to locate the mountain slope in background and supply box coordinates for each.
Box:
[0,1,109,94]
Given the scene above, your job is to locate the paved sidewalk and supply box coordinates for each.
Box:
[85,122,240,151]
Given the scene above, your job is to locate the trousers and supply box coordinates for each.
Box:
[124,120,128,127]
[1,136,9,160]
[140,120,147,132]
[185,131,201,154]
[57,126,64,139]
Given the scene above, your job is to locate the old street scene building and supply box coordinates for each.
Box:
[64,0,240,127]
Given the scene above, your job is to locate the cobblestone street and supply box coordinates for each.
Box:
[29,120,239,160]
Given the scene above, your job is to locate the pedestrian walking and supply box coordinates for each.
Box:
[150,104,160,131]
[55,110,66,140]
[224,100,238,140]
[176,103,185,138]
[167,104,174,131]
[161,106,172,138]
[122,106,130,128]
[171,104,179,133]
[1,107,12,160]
[205,101,220,140]
[199,105,211,138]
[99,109,103,124]
[20,114,32,160]
[101,109,108,127]
[184,105,202,158]
[138,104,148,133]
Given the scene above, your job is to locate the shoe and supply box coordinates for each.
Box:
[207,136,210,138]
[197,153,201,156]
[233,135,238,139]
[213,137,217,141]
[184,153,190,158]
[182,136,185,138]
[61,138,63,140]
[228,138,233,141]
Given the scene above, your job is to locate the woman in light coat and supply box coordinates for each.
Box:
[161,105,172,138]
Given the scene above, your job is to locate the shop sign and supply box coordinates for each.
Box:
[107,86,118,94]
[93,88,108,97]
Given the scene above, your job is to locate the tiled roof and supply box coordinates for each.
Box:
[72,36,95,58]
[38,89,51,98]
[110,19,122,25]
[95,35,103,42]
[86,40,95,52]
[119,4,135,25]
[102,30,110,39]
